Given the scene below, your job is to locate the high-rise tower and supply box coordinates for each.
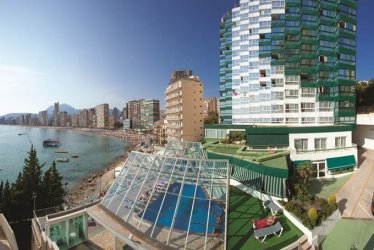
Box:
[219,0,357,126]
[53,102,59,126]
[206,0,358,177]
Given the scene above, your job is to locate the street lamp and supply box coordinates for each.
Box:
[32,192,37,211]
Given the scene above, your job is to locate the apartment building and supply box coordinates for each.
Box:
[165,73,204,142]
[96,104,109,128]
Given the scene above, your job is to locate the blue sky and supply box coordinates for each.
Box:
[0,0,370,115]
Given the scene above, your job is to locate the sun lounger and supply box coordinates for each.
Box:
[254,222,283,242]
[263,200,282,215]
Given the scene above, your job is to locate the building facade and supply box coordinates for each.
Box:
[220,0,356,125]
[140,99,160,129]
[203,97,219,118]
[53,102,59,127]
[88,108,96,128]
[127,99,143,129]
[71,114,80,127]
[58,112,68,127]
[96,104,109,128]
[39,110,48,126]
[211,0,358,177]
[165,75,204,142]
[79,109,89,128]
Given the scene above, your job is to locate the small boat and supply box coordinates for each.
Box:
[43,139,60,147]
[72,155,79,158]
[56,157,69,163]
[55,150,69,153]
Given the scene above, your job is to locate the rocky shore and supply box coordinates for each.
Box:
[65,129,153,206]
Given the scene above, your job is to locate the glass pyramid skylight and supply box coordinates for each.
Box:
[101,148,229,249]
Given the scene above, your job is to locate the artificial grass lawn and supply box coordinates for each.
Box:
[228,187,303,250]
[309,174,352,199]
[320,219,374,250]
[209,146,241,155]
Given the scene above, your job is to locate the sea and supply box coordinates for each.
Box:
[0,125,128,189]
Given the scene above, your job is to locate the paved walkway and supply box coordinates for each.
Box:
[335,149,374,219]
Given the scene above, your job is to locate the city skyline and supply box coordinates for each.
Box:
[0,1,373,116]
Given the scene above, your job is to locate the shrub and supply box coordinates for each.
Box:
[328,195,337,208]
[308,207,318,227]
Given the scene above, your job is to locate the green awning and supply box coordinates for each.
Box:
[326,155,356,171]
[294,160,312,168]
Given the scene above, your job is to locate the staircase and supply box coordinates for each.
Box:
[298,235,316,250]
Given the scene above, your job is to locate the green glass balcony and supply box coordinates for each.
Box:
[317,94,334,102]
[286,56,300,62]
[301,9,317,15]
[300,82,317,88]
[318,64,335,71]
[286,1,300,7]
[334,95,355,102]
[319,2,337,11]
[285,29,300,35]
[339,0,357,9]
[285,43,300,49]
[271,59,285,65]
[317,80,336,87]
[337,30,356,40]
[301,67,317,74]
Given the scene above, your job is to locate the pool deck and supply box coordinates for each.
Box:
[228,187,303,250]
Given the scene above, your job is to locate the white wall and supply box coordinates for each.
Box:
[289,131,357,162]
[353,125,374,149]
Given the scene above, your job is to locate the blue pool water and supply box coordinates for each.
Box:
[141,183,224,234]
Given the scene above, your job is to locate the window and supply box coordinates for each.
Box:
[285,104,298,113]
[295,139,308,151]
[301,103,315,112]
[319,102,333,112]
[301,88,315,97]
[302,117,315,124]
[315,138,327,150]
[286,117,298,124]
[285,89,299,99]
[335,137,346,148]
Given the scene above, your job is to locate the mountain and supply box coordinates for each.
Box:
[46,103,79,116]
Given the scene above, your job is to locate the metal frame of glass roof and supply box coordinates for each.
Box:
[163,141,207,159]
[101,150,230,250]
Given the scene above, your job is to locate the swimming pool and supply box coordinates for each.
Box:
[140,182,224,234]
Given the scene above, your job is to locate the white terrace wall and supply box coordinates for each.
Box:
[0,213,18,250]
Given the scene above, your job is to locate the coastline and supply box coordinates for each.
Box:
[1,124,153,206]
[64,129,152,206]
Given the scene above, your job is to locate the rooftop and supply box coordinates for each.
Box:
[204,141,289,170]
[228,187,303,249]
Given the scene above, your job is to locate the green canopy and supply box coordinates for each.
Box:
[326,155,356,171]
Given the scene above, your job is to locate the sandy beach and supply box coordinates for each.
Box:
[65,129,153,206]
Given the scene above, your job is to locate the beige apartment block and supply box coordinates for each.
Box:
[96,103,109,128]
[165,76,204,142]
